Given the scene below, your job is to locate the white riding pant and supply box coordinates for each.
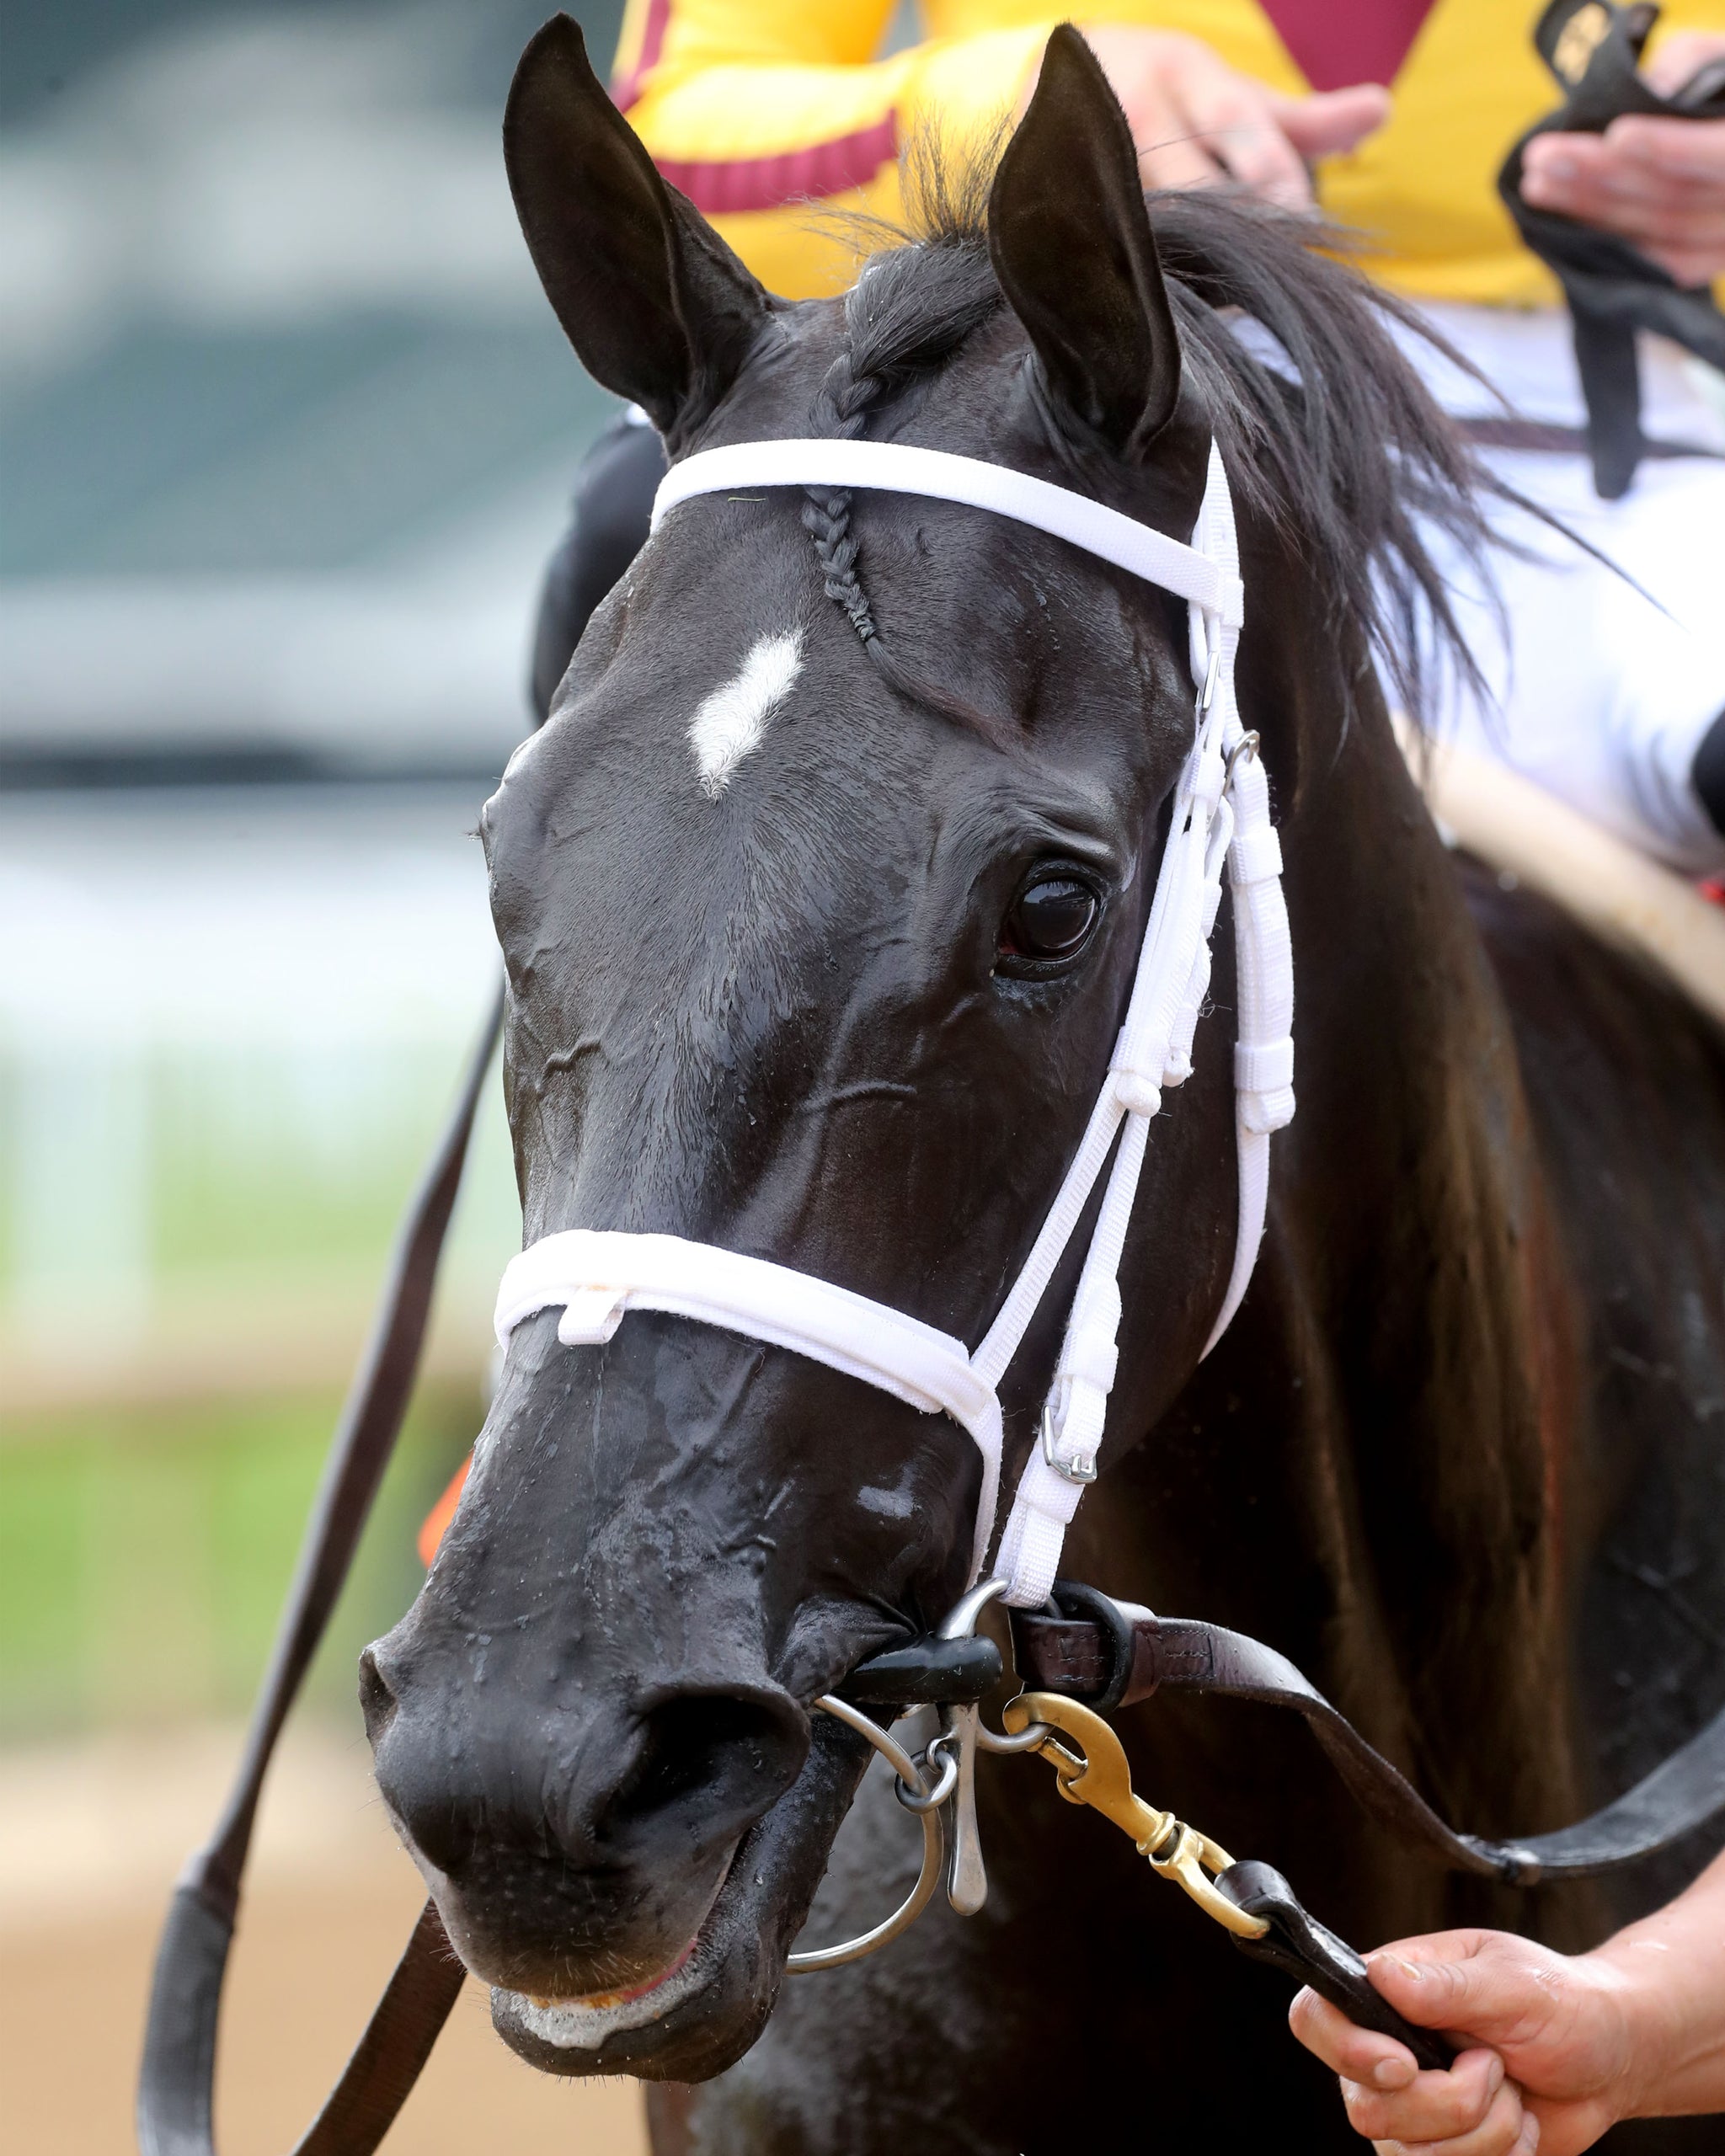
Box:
[1395,304,1725,878]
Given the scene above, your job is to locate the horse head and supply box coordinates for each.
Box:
[360,19,1440,2084]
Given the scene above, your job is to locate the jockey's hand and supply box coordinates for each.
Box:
[1025,27,1389,208]
[1521,29,1725,286]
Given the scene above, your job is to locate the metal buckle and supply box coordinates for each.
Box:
[1198,643,1221,715]
[1224,729,1260,788]
[1040,1401,1098,1486]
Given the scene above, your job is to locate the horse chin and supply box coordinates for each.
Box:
[488,1840,765,2079]
[487,1724,864,2082]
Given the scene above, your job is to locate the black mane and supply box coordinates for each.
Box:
[808,135,1498,726]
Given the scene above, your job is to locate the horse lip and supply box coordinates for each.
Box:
[489,1708,869,2076]
[526,1931,700,2013]
[493,1843,743,2051]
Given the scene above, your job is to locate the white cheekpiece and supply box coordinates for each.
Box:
[494,436,1295,1606]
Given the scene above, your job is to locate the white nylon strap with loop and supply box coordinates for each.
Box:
[497,1229,1004,1582]
[496,437,1294,1606]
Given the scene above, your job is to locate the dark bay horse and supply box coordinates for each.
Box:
[359,22,1725,2149]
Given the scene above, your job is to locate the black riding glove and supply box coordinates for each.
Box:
[1498,0,1725,499]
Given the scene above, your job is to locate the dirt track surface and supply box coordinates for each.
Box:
[0,1721,649,2155]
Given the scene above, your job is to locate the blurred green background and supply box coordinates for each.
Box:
[0,13,650,2144]
[0,0,627,1749]
[1,1384,480,1735]
[0,782,521,1740]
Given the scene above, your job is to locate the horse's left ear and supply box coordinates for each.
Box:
[504,15,771,443]
[987,25,1181,457]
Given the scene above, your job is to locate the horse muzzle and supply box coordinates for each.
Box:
[361,1627,812,2008]
[480,1709,877,2079]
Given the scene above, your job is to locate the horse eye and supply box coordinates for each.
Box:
[999,875,1100,966]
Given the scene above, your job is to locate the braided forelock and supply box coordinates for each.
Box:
[802,242,1002,653]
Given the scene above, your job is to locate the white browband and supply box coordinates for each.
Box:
[496,437,1295,1604]
[649,437,1247,628]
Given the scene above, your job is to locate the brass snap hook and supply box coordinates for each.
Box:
[1002,1692,1268,1940]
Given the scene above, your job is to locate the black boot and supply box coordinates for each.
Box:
[1695,709,1725,838]
[529,409,668,722]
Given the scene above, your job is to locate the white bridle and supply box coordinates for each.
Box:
[494,436,1295,1607]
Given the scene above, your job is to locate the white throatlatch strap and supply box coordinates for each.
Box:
[496,437,1294,1605]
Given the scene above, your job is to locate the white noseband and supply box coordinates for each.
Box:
[494,436,1295,1606]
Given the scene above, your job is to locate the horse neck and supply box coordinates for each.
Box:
[1087,671,1589,1842]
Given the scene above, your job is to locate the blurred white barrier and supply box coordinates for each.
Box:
[1,576,541,776]
[0,784,519,1413]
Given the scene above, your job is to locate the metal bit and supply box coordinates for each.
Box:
[934,1577,1007,1916]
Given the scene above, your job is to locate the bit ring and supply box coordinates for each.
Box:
[895,1735,960,1814]
[786,1696,945,1973]
[975,1714,1053,1753]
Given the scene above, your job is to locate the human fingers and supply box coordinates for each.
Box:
[1605,113,1725,186]
[1367,2086,1538,2156]
[1166,45,1314,205]
[1340,2047,1520,2148]
[1369,2088,1535,2154]
[1135,88,1233,195]
[1274,82,1393,160]
[1521,123,1725,281]
[1640,28,1725,99]
[1525,117,1725,197]
[1289,1987,1419,2091]
[1363,1944,1560,2056]
[1367,2081,1535,2155]
[1076,30,1231,192]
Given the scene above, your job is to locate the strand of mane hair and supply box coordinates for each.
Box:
[816,130,1504,733]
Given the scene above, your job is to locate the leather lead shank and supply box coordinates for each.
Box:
[1011,1598,1725,1884]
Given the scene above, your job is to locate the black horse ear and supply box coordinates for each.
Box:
[504,15,771,440]
[987,25,1181,456]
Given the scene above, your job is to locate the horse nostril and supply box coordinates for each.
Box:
[357,1646,398,1742]
[624,1692,808,1827]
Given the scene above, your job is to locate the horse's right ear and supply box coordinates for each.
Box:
[504,15,771,441]
[987,25,1181,457]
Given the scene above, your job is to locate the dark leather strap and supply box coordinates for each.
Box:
[136,994,500,2156]
[1216,1861,1454,2073]
[1011,1599,1725,1886]
[291,1901,467,2156]
[1497,0,1725,499]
